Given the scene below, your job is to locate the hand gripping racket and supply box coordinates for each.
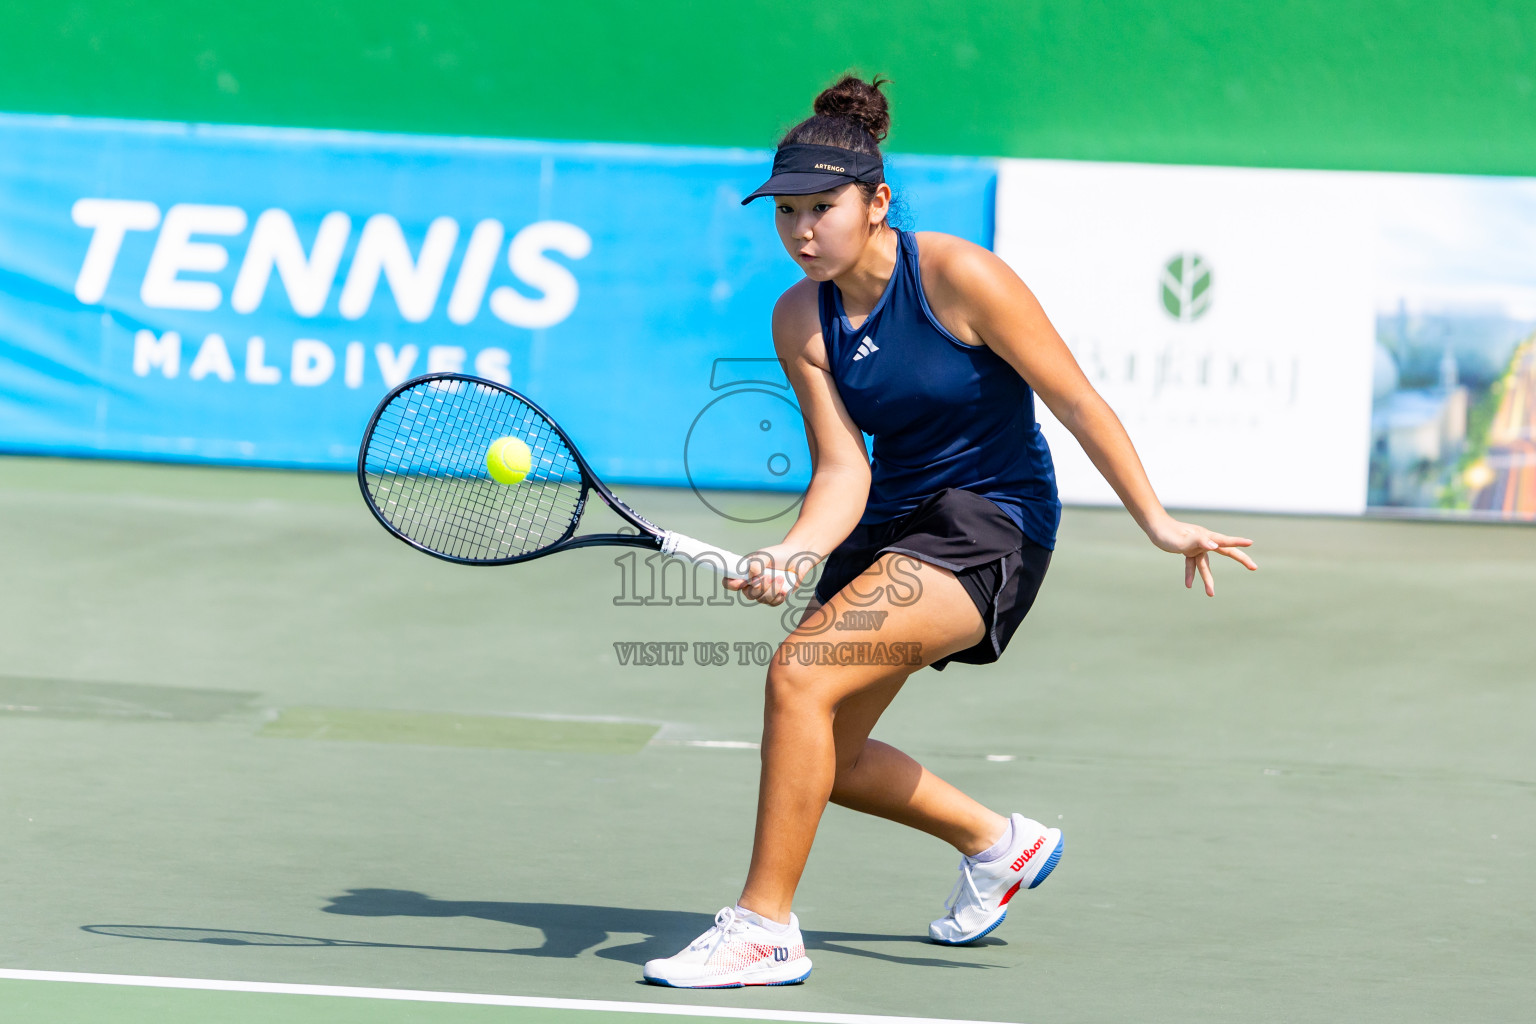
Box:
[357,373,795,590]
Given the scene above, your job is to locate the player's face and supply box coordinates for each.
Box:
[773,184,889,280]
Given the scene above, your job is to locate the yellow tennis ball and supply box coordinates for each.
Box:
[486,436,532,485]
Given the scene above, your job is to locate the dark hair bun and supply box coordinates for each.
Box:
[812,75,891,143]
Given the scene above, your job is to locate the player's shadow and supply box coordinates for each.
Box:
[320,887,1002,969]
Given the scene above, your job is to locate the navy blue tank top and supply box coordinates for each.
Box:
[817,230,1061,550]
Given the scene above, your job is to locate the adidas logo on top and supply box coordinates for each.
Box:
[852,337,880,361]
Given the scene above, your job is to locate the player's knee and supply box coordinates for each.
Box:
[764,657,828,715]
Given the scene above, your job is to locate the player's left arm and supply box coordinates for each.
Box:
[924,235,1257,595]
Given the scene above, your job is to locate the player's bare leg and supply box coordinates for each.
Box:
[828,689,1009,856]
[737,554,1005,923]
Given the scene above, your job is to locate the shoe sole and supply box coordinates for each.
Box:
[1029,834,1064,889]
[643,959,813,989]
[929,832,1064,946]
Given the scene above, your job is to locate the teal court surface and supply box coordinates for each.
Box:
[1,455,1532,1023]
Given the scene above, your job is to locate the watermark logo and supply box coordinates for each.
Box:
[683,359,811,523]
[612,548,924,637]
[611,638,924,667]
[1160,253,1213,323]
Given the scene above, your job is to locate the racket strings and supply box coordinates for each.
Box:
[361,378,585,562]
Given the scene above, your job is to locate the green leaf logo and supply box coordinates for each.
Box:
[1160,253,1213,322]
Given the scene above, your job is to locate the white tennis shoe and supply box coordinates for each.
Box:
[929,813,1064,945]
[642,906,812,988]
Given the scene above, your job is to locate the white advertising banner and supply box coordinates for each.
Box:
[995,159,1377,515]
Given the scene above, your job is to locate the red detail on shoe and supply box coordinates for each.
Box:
[998,880,1023,906]
[702,941,805,981]
[1010,835,1047,872]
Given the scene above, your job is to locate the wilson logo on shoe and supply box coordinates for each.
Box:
[772,946,790,962]
[1011,836,1046,872]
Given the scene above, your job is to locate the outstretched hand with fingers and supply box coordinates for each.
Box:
[1144,517,1258,596]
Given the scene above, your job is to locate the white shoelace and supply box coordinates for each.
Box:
[942,857,985,918]
[689,906,753,954]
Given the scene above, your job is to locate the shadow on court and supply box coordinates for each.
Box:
[81,887,1003,972]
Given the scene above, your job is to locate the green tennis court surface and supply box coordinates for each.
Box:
[1,455,1531,1023]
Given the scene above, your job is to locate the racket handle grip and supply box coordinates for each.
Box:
[659,531,799,591]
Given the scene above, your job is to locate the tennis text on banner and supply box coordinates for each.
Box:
[71,199,591,329]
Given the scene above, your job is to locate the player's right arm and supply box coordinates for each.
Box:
[729,279,871,604]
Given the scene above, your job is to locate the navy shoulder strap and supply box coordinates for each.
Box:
[816,278,845,364]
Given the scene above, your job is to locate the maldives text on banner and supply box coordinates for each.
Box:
[0,113,994,487]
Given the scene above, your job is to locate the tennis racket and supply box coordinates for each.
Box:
[357,373,793,589]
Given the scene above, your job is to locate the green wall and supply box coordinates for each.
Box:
[2,2,1534,174]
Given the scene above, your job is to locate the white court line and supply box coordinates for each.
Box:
[0,969,1020,1024]
[646,738,761,750]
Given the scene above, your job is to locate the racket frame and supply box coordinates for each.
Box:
[357,372,668,567]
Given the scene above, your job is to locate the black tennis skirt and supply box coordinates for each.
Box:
[812,487,1052,671]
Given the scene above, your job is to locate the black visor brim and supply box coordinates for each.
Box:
[740,171,860,205]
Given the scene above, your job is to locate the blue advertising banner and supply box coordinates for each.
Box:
[0,113,995,492]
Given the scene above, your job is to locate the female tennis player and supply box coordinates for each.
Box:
[641,75,1257,989]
